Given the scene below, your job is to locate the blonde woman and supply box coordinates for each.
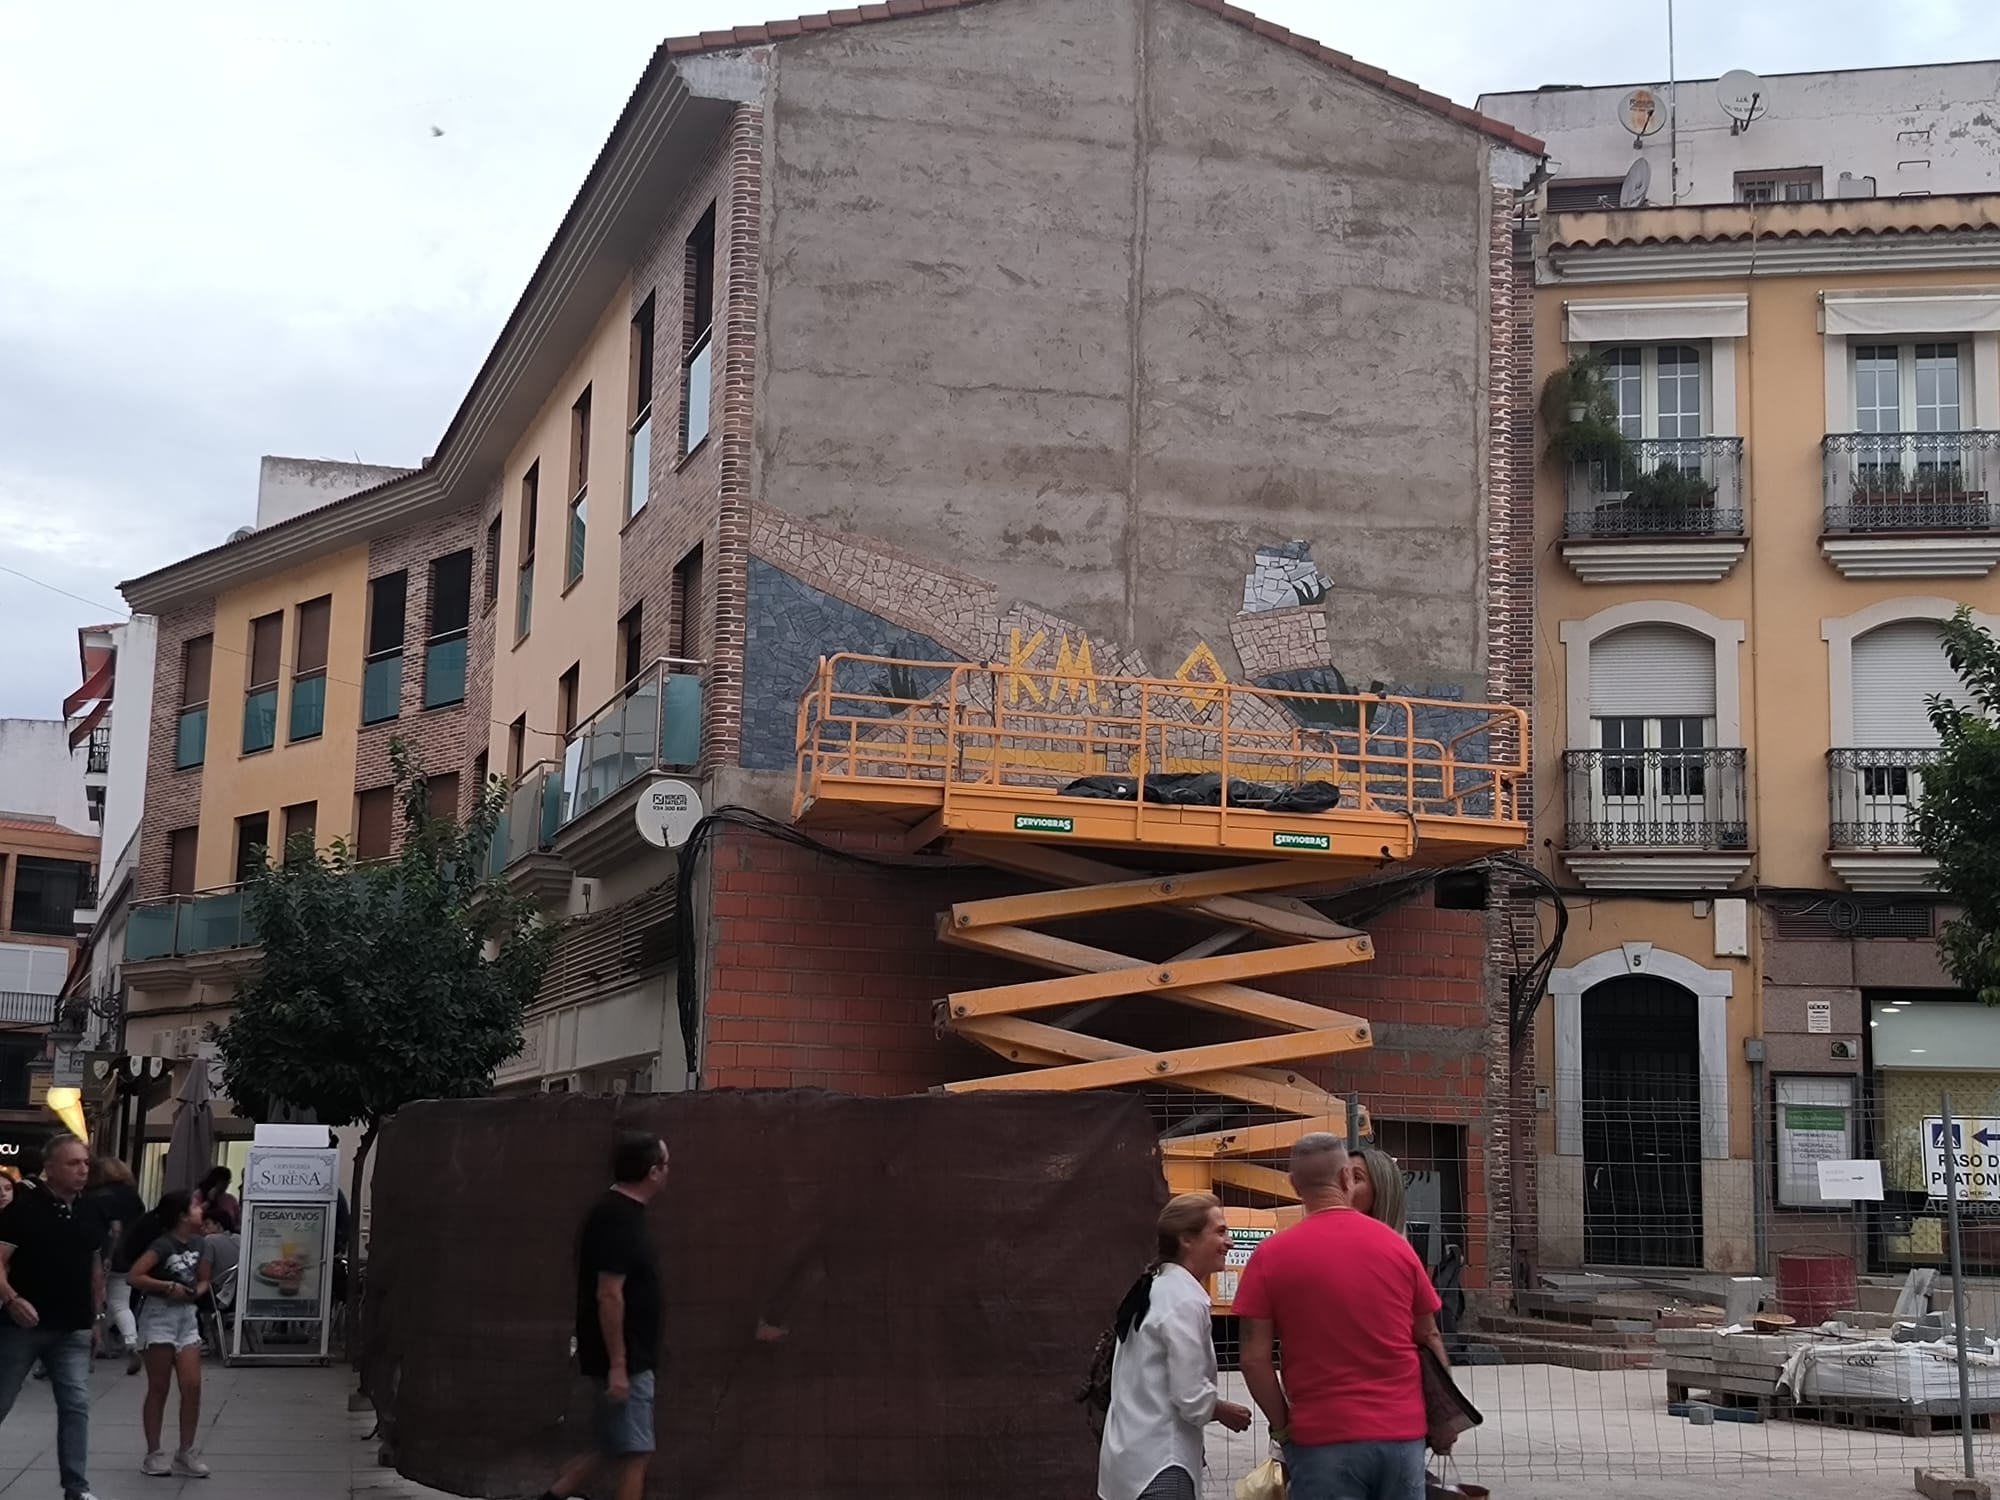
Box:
[1344,1148,1408,1235]
[1099,1192,1254,1500]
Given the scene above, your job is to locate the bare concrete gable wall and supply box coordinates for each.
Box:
[751,0,1493,692]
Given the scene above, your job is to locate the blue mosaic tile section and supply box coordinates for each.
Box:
[744,557,964,771]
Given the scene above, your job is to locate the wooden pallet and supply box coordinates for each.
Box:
[1786,1399,2000,1438]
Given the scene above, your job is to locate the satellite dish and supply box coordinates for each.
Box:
[227,526,256,543]
[1618,158,1652,208]
[1718,69,1767,134]
[1617,87,1664,144]
[633,777,704,849]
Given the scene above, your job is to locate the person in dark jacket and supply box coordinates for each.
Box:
[86,1157,145,1373]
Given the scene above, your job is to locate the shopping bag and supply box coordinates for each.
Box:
[1426,1455,1490,1498]
[1234,1455,1288,1500]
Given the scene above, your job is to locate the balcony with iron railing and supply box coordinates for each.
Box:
[1827,747,1941,893]
[1561,437,1747,583]
[85,727,110,775]
[1821,431,2000,578]
[551,658,705,875]
[1560,746,1752,892]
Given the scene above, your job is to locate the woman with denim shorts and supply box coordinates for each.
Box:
[126,1190,212,1480]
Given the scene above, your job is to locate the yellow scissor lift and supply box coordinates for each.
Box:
[793,654,1527,1294]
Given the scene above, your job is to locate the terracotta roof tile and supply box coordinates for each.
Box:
[662,0,1545,155]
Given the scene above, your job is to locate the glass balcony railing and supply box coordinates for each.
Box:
[242,688,278,753]
[424,632,468,709]
[175,705,207,769]
[559,658,704,828]
[123,885,260,962]
[363,649,403,725]
[289,673,326,742]
[488,762,566,876]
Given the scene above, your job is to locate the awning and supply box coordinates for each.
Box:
[1821,289,2000,337]
[62,655,113,721]
[67,696,108,751]
[1565,295,1749,344]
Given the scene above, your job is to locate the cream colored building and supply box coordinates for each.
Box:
[1525,191,2000,1276]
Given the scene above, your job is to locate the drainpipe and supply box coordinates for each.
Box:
[1746,1036,1769,1276]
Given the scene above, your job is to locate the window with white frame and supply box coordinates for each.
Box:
[1854,342,1963,435]
[1848,621,1958,818]
[1589,625,1718,826]
[1850,342,1970,492]
[1601,343,1708,441]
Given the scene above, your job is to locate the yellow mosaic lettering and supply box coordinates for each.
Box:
[1006,627,1048,706]
[1172,641,1229,708]
[1052,634,1100,708]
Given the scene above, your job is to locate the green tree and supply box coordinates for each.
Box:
[1916,606,2000,1004]
[214,741,555,1355]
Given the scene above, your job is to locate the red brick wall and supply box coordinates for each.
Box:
[699,826,1501,1284]
[354,502,482,849]
[616,106,760,774]
[138,602,216,899]
[1482,181,1540,1292]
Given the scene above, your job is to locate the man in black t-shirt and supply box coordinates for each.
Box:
[0,1135,105,1500]
[537,1131,668,1500]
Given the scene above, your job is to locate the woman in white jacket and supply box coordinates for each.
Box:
[1099,1192,1254,1500]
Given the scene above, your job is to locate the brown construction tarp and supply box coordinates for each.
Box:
[363,1089,1165,1498]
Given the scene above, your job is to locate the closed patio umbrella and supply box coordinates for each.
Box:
[160,1062,216,1197]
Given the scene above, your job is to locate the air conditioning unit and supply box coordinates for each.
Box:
[176,1026,201,1059]
[542,1073,579,1094]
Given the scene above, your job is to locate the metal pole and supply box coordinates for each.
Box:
[1942,1089,1977,1478]
[1666,0,1680,205]
[1346,1092,1361,1153]
[1748,1051,1769,1275]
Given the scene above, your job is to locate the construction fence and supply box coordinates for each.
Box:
[362,1081,2000,1498]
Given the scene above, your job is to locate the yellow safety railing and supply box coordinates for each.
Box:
[793,654,1525,830]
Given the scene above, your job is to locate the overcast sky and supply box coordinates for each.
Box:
[2,0,1995,720]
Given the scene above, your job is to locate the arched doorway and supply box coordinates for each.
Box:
[1582,974,1704,1268]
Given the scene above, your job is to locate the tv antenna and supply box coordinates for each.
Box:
[1617,88,1665,148]
[1718,69,1768,135]
[1618,158,1653,208]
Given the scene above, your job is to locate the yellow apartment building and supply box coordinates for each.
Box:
[1526,192,2000,1279]
[115,459,483,1172]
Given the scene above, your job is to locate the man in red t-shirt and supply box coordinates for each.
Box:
[1233,1133,1446,1500]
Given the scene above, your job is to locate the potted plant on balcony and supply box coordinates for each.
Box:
[1847,462,1985,529]
[1623,463,1720,528]
[1540,354,1629,466]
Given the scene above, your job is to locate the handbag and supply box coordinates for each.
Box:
[1234,1455,1288,1500]
[1425,1455,1489,1499]
[1420,1345,1483,1453]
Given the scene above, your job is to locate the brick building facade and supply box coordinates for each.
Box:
[118,0,1545,1293]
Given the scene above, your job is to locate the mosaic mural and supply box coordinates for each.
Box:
[743,508,1489,785]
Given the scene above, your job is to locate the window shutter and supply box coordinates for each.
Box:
[296,597,331,674]
[1853,621,1960,746]
[181,636,213,707]
[1589,625,1716,717]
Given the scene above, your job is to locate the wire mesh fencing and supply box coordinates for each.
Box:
[1118,1069,2000,1495]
